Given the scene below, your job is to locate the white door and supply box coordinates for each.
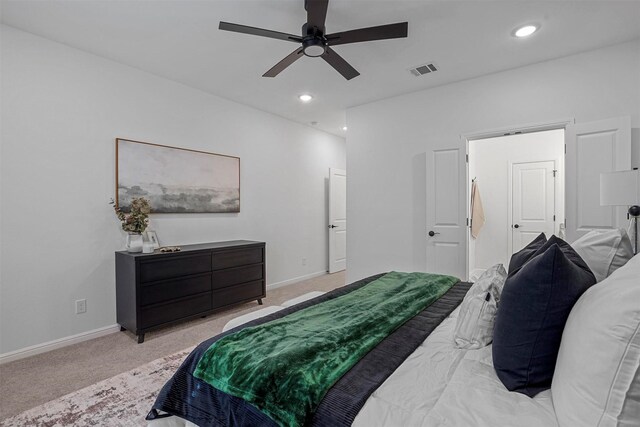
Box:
[510,161,556,255]
[565,117,631,242]
[329,168,346,273]
[426,147,467,279]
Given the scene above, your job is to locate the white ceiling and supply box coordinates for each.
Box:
[2,0,640,136]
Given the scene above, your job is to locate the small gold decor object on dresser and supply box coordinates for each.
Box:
[115,240,266,343]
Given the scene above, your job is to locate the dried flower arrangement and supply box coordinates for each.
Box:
[110,197,151,234]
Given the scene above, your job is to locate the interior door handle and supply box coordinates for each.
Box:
[428,231,440,237]
[513,224,520,229]
[328,225,337,229]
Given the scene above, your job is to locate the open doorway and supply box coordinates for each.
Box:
[468,129,565,279]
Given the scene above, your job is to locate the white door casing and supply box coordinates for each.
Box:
[509,160,556,255]
[329,168,346,273]
[565,117,631,242]
[426,147,467,279]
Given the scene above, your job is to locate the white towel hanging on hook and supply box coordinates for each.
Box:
[471,180,485,239]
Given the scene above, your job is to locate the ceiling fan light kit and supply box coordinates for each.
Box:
[302,37,325,57]
[218,0,408,80]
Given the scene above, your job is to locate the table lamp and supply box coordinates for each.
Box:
[600,169,640,254]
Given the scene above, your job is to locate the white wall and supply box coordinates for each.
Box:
[0,26,345,355]
[346,39,640,283]
[469,130,565,272]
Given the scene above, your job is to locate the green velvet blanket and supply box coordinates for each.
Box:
[193,271,458,427]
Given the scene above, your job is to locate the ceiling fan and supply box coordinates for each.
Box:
[219,0,408,80]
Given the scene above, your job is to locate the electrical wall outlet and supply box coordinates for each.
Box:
[75,299,87,314]
[302,257,307,266]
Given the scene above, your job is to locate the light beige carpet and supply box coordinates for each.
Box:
[0,271,346,422]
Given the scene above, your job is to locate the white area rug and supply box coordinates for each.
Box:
[0,347,194,427]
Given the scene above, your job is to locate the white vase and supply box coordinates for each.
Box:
[126,233,144,253]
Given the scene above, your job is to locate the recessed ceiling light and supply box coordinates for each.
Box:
[514,25,538,38]
[299,94,313,102]
[342,126,348,131]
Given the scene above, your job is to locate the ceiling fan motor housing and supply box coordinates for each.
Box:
[301,23,326,57]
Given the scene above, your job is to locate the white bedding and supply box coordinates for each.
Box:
[354,307,558,426]
[150,304,559,427]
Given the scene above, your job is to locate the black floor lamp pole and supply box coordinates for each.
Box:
[634,215,638,255]
[630,205,640,255]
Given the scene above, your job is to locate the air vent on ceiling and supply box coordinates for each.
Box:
[409,62,438,76]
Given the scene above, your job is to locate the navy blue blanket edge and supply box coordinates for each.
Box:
[149,274,471,427]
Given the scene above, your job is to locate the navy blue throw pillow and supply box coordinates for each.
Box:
[493,243,597,397]
[533,235,592,273]
[509,235,592,278]
[507,233,547,274]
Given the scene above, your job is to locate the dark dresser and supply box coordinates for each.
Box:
[115,240,266,343]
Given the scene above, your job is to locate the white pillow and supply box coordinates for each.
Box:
[222,306,284,332]
[571,228,634,282]
[453,264,506,349]
[281,291,326,307]
[552,253,640,427]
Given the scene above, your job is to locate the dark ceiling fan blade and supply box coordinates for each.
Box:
[305,0,329,31]
[326,22,408,46]
[219,22,302,43]
[321,47,360,80]
[263,48,305,77]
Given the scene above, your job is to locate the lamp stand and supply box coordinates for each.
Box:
[629,205,640,255]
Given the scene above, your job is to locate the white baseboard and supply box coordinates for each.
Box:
[0,324,120,365]
[267,270,327,290]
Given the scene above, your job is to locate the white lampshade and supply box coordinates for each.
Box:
[600,170,640,206]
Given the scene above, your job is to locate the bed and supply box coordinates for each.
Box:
[148,237,640,427]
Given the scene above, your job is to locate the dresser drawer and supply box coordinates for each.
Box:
[212,247,263,270]
[139,292,212,329]
[139,254,211,283]
[213,280,264,309]
[212,264,263,289]
[139,273,211,306]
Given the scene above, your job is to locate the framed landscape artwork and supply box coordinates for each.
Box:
[116,138,240,213]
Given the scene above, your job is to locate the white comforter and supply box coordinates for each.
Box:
[151,306,559,427]
[353,307,559,427]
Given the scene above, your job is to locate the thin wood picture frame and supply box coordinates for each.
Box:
[115,138,240,213]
